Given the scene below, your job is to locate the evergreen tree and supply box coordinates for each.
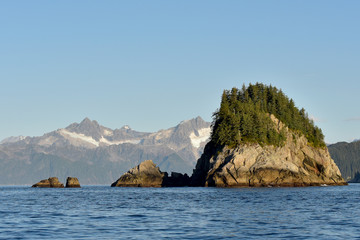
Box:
[211,83,326,148]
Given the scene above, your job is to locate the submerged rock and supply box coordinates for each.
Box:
[191,118,347,187]
[32,177,64,188]
[66,177,81,188]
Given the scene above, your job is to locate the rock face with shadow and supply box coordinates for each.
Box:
[66,177,81,188]
[164,172,190,187]
[191,119,347,187]
[111,160,164,187]
[111,160,190,187]
[32,177,64,188]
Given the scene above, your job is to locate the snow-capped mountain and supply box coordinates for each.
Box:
[0,117,211,185]
[30,118,150,149]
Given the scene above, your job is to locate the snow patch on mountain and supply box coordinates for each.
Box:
[189,127,211,148]
[99,137,140,145]
[59,129,142,147]
[59,129,99,147]
[121,139,141,144]
[103,129,113,136]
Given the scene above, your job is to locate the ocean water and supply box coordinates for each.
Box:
[1,184,360,239]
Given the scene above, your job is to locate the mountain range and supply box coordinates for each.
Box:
[0,117,211,185]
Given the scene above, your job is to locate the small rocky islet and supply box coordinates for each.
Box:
[65,177,81,188]
[111,160,190,187]
[32,177,81,188]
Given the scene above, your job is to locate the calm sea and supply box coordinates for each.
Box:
[1,184,359,239]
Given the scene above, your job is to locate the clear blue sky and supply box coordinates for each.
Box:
[1,0,359,144]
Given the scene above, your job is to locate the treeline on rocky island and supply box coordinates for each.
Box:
[211,83,325,148]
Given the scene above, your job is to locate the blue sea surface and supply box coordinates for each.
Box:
[0,184,360,239]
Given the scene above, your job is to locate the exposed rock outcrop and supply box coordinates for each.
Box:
[111,160,191,187]
[66,177,81,188]
[191,119,347,187]
[32,177,64,188]
[111,160,165,187]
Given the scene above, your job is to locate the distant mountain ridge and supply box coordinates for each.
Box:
[328,140,360,181]
[0,117,211,185]
[0,136,27,144]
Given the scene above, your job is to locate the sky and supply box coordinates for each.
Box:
[0,0,359,144]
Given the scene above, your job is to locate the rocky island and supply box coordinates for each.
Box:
[191,121,346,187]
[32,177,64,188]
[191,83,346,187]
[66,177,81,188]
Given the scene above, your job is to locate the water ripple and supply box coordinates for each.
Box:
[0,185,360,239]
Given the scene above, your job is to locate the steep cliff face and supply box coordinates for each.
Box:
[192,117,346,187]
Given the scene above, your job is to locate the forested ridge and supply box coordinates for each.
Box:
[328,141,360,181]
[211,83,326,148]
